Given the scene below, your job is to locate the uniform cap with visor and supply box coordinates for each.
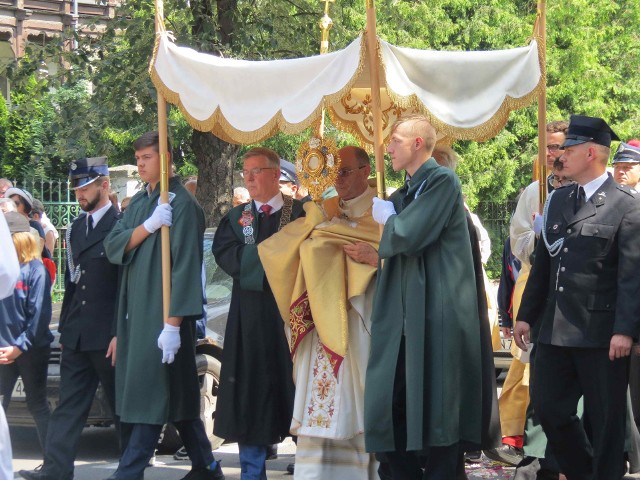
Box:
[561,114,620,149]
[69,156,109,190]
[612,142,640,164]
[279,159,300,186]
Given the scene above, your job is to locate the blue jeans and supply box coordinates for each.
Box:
[0,346,51,451]
[238,444,268,480]
[116,420,216,480]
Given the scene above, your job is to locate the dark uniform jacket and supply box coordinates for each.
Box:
[518,177,640,346]
[60,206,120,351]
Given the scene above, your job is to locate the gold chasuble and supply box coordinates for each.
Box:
[259,187,379,376]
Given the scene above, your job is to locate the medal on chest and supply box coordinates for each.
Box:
[239,205,255,244]
[238,196,295,244]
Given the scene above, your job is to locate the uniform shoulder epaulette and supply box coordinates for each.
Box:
[70,212,87,224]
[616,183,638,197]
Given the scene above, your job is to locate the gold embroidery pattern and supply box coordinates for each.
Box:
[306,341,337,429]
[290,292,315,355]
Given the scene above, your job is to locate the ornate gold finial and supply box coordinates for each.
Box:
[319,0,335,54]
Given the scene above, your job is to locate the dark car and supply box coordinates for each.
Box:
[7,228,232,451]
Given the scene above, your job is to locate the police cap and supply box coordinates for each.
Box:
[561,115,620,149]
[69,157,109,190]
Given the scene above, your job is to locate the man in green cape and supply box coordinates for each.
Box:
[104,132,223,480]
[365,114,483,479]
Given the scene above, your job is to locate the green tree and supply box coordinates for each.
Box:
[3,0,640,248]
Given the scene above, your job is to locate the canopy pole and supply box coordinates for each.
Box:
[536,0,547,210]
[155,0,171,321]
[317,0,334,138]
[364,0,386,201]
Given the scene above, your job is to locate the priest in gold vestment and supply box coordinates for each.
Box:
[259,146,379,479]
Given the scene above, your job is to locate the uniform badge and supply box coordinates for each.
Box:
[597,191,606,198]
[552,224,559,231]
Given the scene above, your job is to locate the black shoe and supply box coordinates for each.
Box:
[266,444,278,460]
[286,463,295,474]
[464,450,482,463]
[483,444,524,466]
[18,470,43,480]
[174,446,189,461]
[180,461,225,480]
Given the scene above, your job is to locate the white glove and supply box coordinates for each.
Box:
[532,213,543,236]
[143,203,172,233]
[372,197,396,225]
[157,324,181,364]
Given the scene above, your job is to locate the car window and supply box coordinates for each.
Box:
[203,235,232,306]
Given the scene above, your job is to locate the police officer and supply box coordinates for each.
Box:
[613,141,640,436]
[514,115,640,480]
[20,157,120,480]
[613,142,640,191]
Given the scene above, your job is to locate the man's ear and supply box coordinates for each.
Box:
[414,136,424,150]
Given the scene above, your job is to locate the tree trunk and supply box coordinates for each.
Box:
[188,0,240,228]
[191,130,240,227]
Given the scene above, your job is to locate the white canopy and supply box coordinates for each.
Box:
[151,32,543,145]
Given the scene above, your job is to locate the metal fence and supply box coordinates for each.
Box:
[9,179,80,294]
[475,200,518,277]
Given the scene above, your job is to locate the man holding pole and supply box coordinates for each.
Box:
[364,114,483,479]
[104,132,224,480]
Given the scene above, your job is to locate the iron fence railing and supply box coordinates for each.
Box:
[475,200,518,278]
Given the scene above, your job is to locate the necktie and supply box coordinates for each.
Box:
[87,215,94,236]
[260,204,272,217]
[575,186,585,214]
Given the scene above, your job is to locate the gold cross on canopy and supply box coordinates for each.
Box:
[321,0,334,15]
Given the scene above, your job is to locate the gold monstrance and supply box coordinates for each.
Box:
[297,0,341,202]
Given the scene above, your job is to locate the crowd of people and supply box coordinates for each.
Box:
[0,113,639,480]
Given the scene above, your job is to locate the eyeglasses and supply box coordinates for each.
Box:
[241,167,276,178]
[336,166,366,177]
[546,144,563,152]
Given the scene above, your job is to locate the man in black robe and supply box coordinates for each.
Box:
[212,147,305,479]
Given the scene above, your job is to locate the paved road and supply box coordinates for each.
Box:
[12,424,640,479]
[10,425,520,480]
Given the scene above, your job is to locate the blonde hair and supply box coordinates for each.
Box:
[391,114,437,152]
[12,231,40,263]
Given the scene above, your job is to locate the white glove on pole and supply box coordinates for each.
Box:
[143,203,173,233]
[157,324,181,364]
[372,197,397,225]
[532,213,543,236]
